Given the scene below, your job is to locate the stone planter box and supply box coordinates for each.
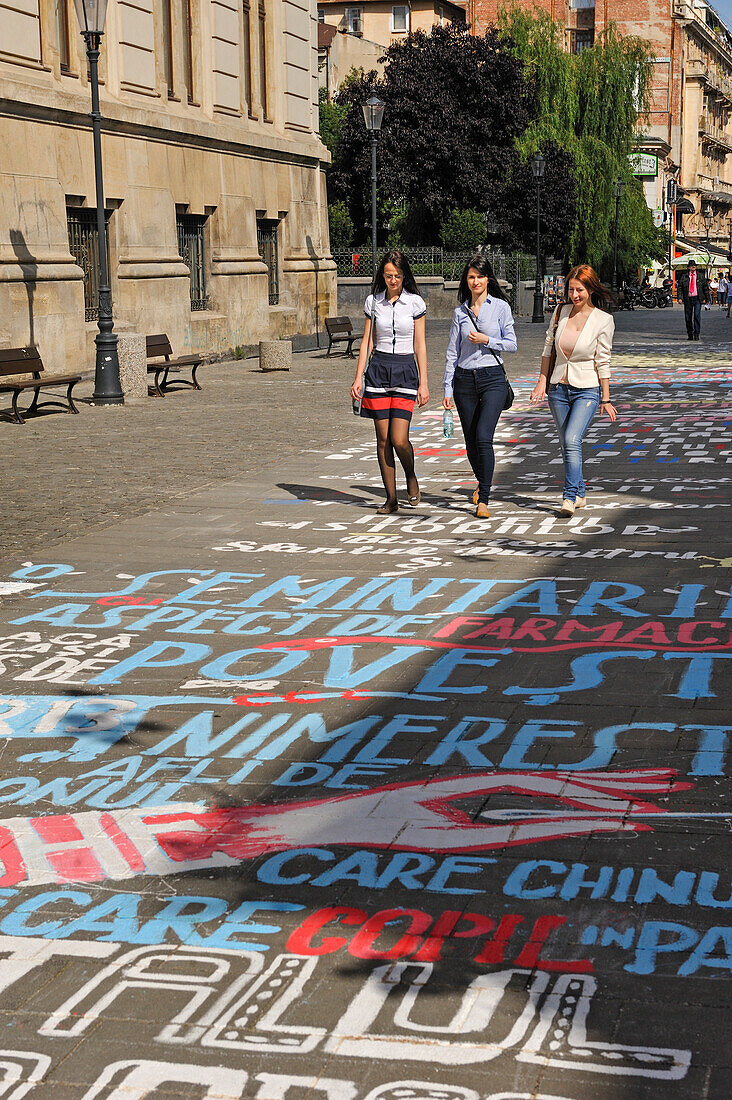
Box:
[259,339,292,371]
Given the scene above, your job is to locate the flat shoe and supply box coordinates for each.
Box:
[575,496,586,509]
[407,490,421,507]
[475,502,491,518]
[376,500,398,515]
[560,498,575,516]
[472,488,480,506]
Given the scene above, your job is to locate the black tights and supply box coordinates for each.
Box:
[374,417,418,503]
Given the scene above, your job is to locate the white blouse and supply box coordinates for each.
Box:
[542,304,614,389]
[365,289,427,355]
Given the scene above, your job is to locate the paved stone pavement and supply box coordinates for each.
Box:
[0,302,729,1099]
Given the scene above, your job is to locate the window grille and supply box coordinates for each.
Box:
[257,219,279,305]
[66,208,110,322]
[568,29,594,53]
[177,213,209,311]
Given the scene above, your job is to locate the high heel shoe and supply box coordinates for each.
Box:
[407,489,421,507]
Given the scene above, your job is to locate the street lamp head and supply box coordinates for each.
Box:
[530,152,545,179]
[362,95,386,134]
[614,177,626,199]
[71,0,109,36]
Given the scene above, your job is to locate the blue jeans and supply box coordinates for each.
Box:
[684,297,702,338]
[547,383,600,502]
[453,364,508,504]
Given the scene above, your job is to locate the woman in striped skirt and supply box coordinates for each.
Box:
[350,251,429,514]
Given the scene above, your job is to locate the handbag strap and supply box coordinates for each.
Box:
[464,303,504,367]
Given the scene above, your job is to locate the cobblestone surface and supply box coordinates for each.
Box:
[0,301,729,1099]
[5,305,729,561]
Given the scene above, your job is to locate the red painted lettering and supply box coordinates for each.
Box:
[286,906,367,956]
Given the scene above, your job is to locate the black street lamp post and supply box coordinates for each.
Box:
[530,152,545,323]
[71,0,123,405]
[362,95,386,278]
[612,178,625,294]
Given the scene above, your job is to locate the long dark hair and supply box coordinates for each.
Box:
[458,252,508,304]
[373,250,420,295]
[564,264,614,310]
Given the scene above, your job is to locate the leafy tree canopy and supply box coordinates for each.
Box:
[328,25,538,243]
[440,208,487,251]
[499,5,666,273]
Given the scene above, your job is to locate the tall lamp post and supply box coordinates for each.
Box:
[362,95,386,278]
[71,0,123,405]
[612,178,625,294]
[530,152,545,323]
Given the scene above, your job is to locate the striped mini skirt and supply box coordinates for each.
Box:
[360,350,419,422]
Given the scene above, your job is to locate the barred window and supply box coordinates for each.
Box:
[177,213,209,311]
[67,207,111,322]
[257,218,279,305]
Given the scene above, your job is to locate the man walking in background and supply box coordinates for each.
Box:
[677,259,710,340]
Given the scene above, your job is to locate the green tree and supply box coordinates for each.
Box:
[318,87,347,159]
[499,5,666,273]
[440,209,487,251]
[328,26,537,243]
[328,200,354,247]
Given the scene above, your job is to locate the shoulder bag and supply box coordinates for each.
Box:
[464,304,514,410]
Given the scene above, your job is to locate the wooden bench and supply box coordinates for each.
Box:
[146,334,203,397]
[325,315,358,357]
[0,347,82,425]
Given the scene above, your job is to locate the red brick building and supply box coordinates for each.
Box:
[470,0,732,263]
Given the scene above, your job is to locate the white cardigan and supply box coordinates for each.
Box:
[542,304,614,388]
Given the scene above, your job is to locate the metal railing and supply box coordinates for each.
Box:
[177,214,209,311]
[332,248,535,308]
[67,207,110,322]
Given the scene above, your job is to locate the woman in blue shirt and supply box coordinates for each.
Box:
[442,253,517,518]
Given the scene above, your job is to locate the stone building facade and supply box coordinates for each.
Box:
[0,0,336,376]
[470,0,732,260]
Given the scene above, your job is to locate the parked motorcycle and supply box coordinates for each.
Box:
[653,279,674,308]
[618,282,638,310]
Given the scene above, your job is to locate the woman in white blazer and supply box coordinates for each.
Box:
[530,264,617,516]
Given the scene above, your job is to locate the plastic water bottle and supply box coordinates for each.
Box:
[443,408,454,439]
[352,380,364,416]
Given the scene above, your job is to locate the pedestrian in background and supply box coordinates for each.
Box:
[677,259,710,339]
[351,250,429,514]
[442,253,517,519]
[530,264,617,517]
[710,273,719,305]
[726,271,732,318]
[718,271,728,310]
